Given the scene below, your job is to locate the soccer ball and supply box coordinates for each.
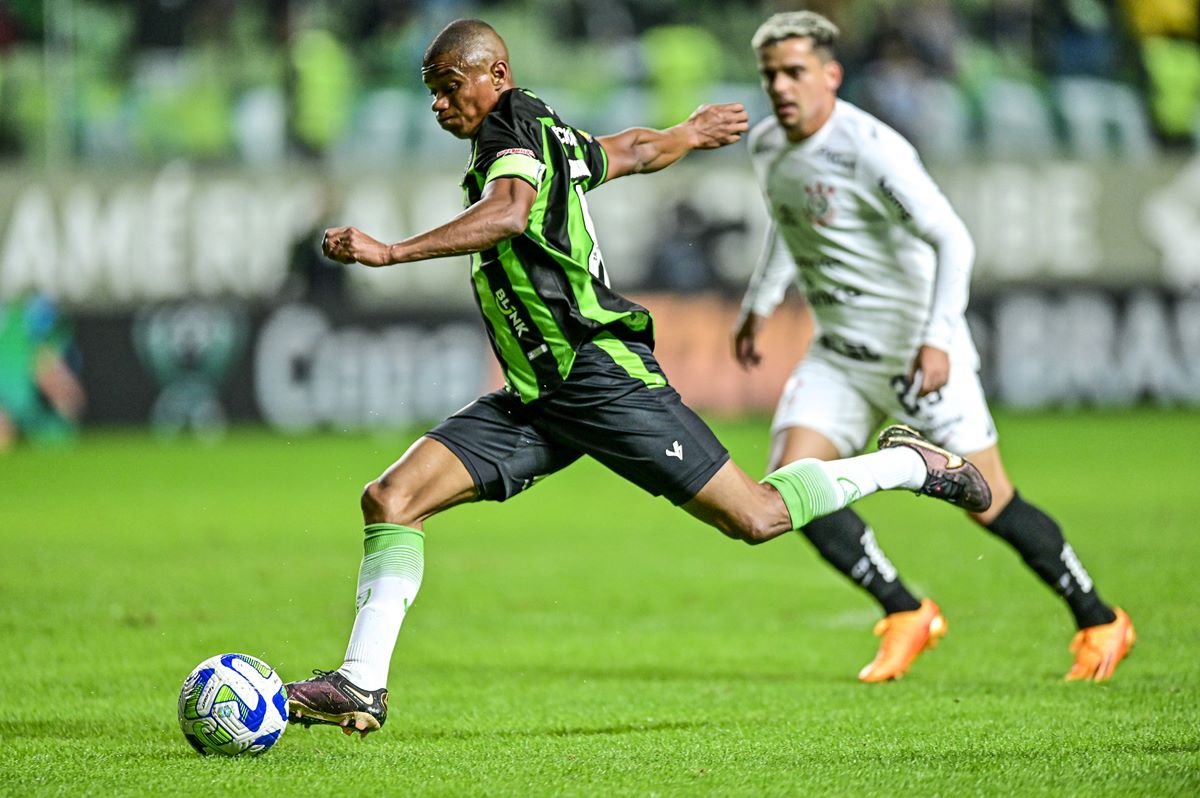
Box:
[177,653,289,756]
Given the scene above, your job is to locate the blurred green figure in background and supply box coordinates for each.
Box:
[0,294,86,451]
[643,24,723,129]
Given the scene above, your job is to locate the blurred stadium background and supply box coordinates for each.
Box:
[0,0,1198,444]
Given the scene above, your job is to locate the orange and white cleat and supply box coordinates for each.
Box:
[1065,607,1136,682]
[858,599,947,683]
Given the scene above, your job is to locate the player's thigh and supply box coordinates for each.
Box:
[538,339,729,506]
[887,363,998,456]
[424,390,582,503]
[366,435,480,525]
[770,354,882,460]
[769,425,843,471]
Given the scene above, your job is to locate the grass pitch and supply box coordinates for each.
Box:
[1,410,1198,796]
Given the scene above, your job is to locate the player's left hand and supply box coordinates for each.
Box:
[908,345,950,396]
[685,103,750,149]
[322,226,393,267]
[733,312,766,369]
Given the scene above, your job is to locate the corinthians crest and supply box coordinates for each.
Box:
[804,181,836,226]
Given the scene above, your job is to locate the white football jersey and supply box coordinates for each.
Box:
[742,99,978,372]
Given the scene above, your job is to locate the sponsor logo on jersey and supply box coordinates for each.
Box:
[817,147,856,170]
[551,126,578,147]
[878,177,912,221]
[496,147,537,159]
[793,255,842,270]
[818,332,880,362]
[804,182,836,226]
[808,286,862,307]
[494,288,531,337]
[568,159,592,180]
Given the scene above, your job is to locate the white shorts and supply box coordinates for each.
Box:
[771,349,999,458]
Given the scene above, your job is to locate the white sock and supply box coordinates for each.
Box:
[818,448,926,498]
[338,524,424,691]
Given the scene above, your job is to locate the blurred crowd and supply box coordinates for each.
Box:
[0,0,1194,167]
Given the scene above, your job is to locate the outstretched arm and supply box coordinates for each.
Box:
[322,177,537,267]
[597,103,749,182]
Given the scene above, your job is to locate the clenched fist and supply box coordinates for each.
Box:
[322,226,393,267]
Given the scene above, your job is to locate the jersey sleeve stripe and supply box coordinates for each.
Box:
[485,153,546,188]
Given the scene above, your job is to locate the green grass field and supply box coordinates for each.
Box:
[2,410,1198,796]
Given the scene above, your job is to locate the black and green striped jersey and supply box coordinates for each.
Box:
[462,88,656,403]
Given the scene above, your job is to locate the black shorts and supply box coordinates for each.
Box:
[426,337,729,505]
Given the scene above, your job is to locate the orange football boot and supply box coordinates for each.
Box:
[1065,608,1135,682]
[858,599,947,683]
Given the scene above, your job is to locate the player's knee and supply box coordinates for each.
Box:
[360,479,387,520]
[360,477,418,525]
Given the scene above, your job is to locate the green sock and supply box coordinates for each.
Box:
[762,458,844,529]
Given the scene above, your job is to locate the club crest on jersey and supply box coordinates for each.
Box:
[804,182,836,226]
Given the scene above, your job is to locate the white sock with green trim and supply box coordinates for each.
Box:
[763,449,924,529]
[823,448,926,494]
[338,523,424,690]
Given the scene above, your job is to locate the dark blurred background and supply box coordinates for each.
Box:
[1,0,1197,445]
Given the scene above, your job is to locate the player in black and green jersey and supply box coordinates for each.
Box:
[285,18,992,737]
[0,295,85,452]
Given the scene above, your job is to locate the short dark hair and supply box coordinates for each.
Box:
[751,11,840,59]
[423,18,506,69]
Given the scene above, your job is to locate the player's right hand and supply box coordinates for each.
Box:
[686,103,750,149]
[322,226,393,267]
[908,345,950,396]
[733,312,765,369]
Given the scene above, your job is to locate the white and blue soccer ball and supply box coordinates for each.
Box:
[177,653,289,756]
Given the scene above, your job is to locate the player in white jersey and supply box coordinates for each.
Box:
[734,11,1135,683]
